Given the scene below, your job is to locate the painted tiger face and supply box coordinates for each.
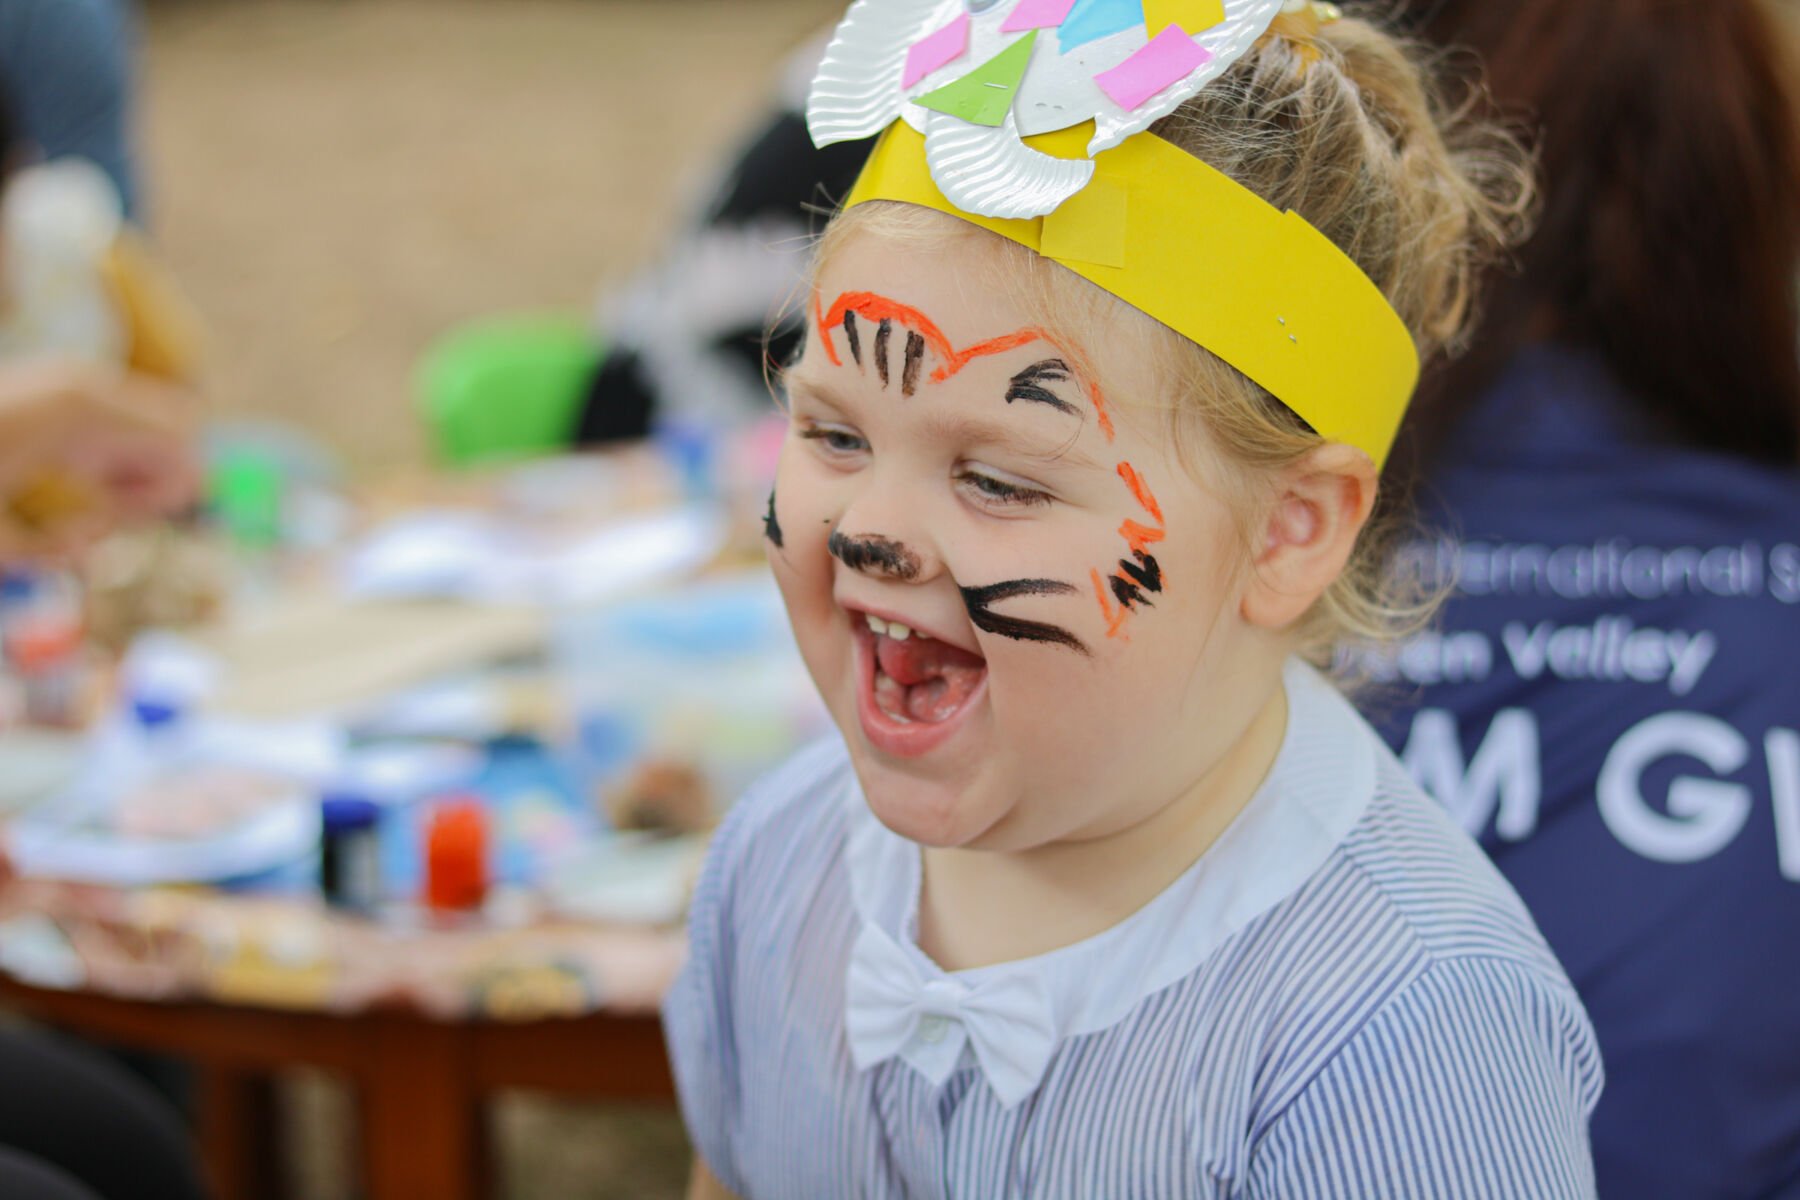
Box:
[769,215,1274,852]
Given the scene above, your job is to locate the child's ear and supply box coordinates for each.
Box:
[1240,443,1378,630]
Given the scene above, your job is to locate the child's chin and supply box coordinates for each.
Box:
[855,761,1000,849]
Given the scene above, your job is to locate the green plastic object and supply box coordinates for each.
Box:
[415,315,603,469]
[210,449,284,548]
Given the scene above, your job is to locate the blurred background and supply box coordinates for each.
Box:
[148,0,839,474]
[2,2,852,1198]
[2,2,1795,1199]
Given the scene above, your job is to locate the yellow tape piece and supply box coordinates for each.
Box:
[845,121,1418,465]
[1143,0,1226,35]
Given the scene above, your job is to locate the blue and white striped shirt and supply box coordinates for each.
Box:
[664,662,1603,1198]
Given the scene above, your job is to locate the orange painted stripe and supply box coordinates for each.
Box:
[822,292,958,367]
[1115,462,1164,524]
[1119,519,1166,558]
[1091,567,1131,639]
[930,328,1045,381]
[1087,377,1116,442]
[814,290,841,368]
[815,291,1118,445]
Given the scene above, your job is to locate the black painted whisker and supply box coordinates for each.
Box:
[902,332,925,396]
[874,319,893,388]
[762,490,784,549]
[828,530,921,580]
[959,578,1089,656]
[1005,358,1079,416]
[842,311,862,367]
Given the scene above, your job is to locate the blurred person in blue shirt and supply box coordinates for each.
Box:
[0,0,138,219]
[1358,2,1800,1196]
[0,61,197,562]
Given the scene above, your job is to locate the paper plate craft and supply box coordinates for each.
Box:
[804,0,1421,467]
[809,0,1290,219]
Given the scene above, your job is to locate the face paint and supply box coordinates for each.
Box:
[874,318,893,388]
[829,530,923,581]
[814,288,1159,646]
[1092,461,1169,639]
[1004,359,1080,417]
[902,331,926,396]
[842,310,863,366]
[763,489,784,549]
[781,231,1262,855]
[959,579,1091,656]
[818,291,1119,442]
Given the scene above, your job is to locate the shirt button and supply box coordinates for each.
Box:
[918,1016,949,1044]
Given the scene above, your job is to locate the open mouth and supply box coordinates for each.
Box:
[851,610,989,757]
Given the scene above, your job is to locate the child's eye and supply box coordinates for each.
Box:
[956,469,1051,509]
[797,423,869,456]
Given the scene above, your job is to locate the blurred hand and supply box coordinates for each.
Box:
[0,358,201,563]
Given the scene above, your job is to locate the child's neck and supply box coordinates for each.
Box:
[915,676,1289,973]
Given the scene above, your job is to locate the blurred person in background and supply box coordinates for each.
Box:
[0,55,199,561]
[1365,1,1800,1196]
[0,356,198,562]
[0,0,139,218]
[0,53,207,1200]
[572,36,867,445]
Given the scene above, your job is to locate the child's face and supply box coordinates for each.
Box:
[771,219,1275,852]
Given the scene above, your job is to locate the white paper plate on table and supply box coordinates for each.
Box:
[0,729,84,816]
[4,792,316,887]
[542,832,709,927]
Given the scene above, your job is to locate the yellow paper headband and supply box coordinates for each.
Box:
[843,119,1419,466]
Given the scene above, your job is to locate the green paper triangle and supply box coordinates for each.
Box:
[915,30,1038,127]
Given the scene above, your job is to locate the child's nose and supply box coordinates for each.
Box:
[829,490,942,584]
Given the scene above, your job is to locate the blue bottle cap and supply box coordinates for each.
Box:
[132,697,184,731]
[321,793,381,832]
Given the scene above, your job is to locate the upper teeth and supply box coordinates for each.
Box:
[864,613,912,640]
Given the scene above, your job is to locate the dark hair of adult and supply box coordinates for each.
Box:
[1394,0,1800,467]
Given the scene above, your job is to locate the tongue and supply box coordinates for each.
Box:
[875,634,986,722]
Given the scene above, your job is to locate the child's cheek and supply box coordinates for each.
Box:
[946,522,1137,666]
[767,443,835,554]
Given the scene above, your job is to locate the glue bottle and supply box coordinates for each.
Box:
[424,796,489,912]
[3,570,87,727]
[320,790,382,912]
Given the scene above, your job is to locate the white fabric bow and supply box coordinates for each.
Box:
[844,922,1059,1108]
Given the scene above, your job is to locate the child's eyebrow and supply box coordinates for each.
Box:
[782,373,849,414]
[1004,359,1081,418]
[923,411,1100,469]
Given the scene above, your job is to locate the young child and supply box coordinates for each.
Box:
[665,2,1600,1196]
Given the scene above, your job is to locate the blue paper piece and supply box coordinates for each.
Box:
[1057,0,1145,51]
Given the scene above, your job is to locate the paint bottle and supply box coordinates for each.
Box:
[424,796,489,912]
[320,791,382,911]
[0,569,88,727]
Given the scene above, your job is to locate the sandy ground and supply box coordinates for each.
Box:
[142,0,841,475]
[138,1,844,1194]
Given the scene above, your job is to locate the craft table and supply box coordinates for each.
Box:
[0,875,687,1200]
[0,974,675,1200]
[0,453,804,1198]
[0,852,691,1200]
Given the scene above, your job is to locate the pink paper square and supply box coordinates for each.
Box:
[903,13,972,89]
[1001,0,1080,33]
[1093,26,1212,111]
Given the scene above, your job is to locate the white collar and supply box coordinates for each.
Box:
[842,659,1376,1106]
